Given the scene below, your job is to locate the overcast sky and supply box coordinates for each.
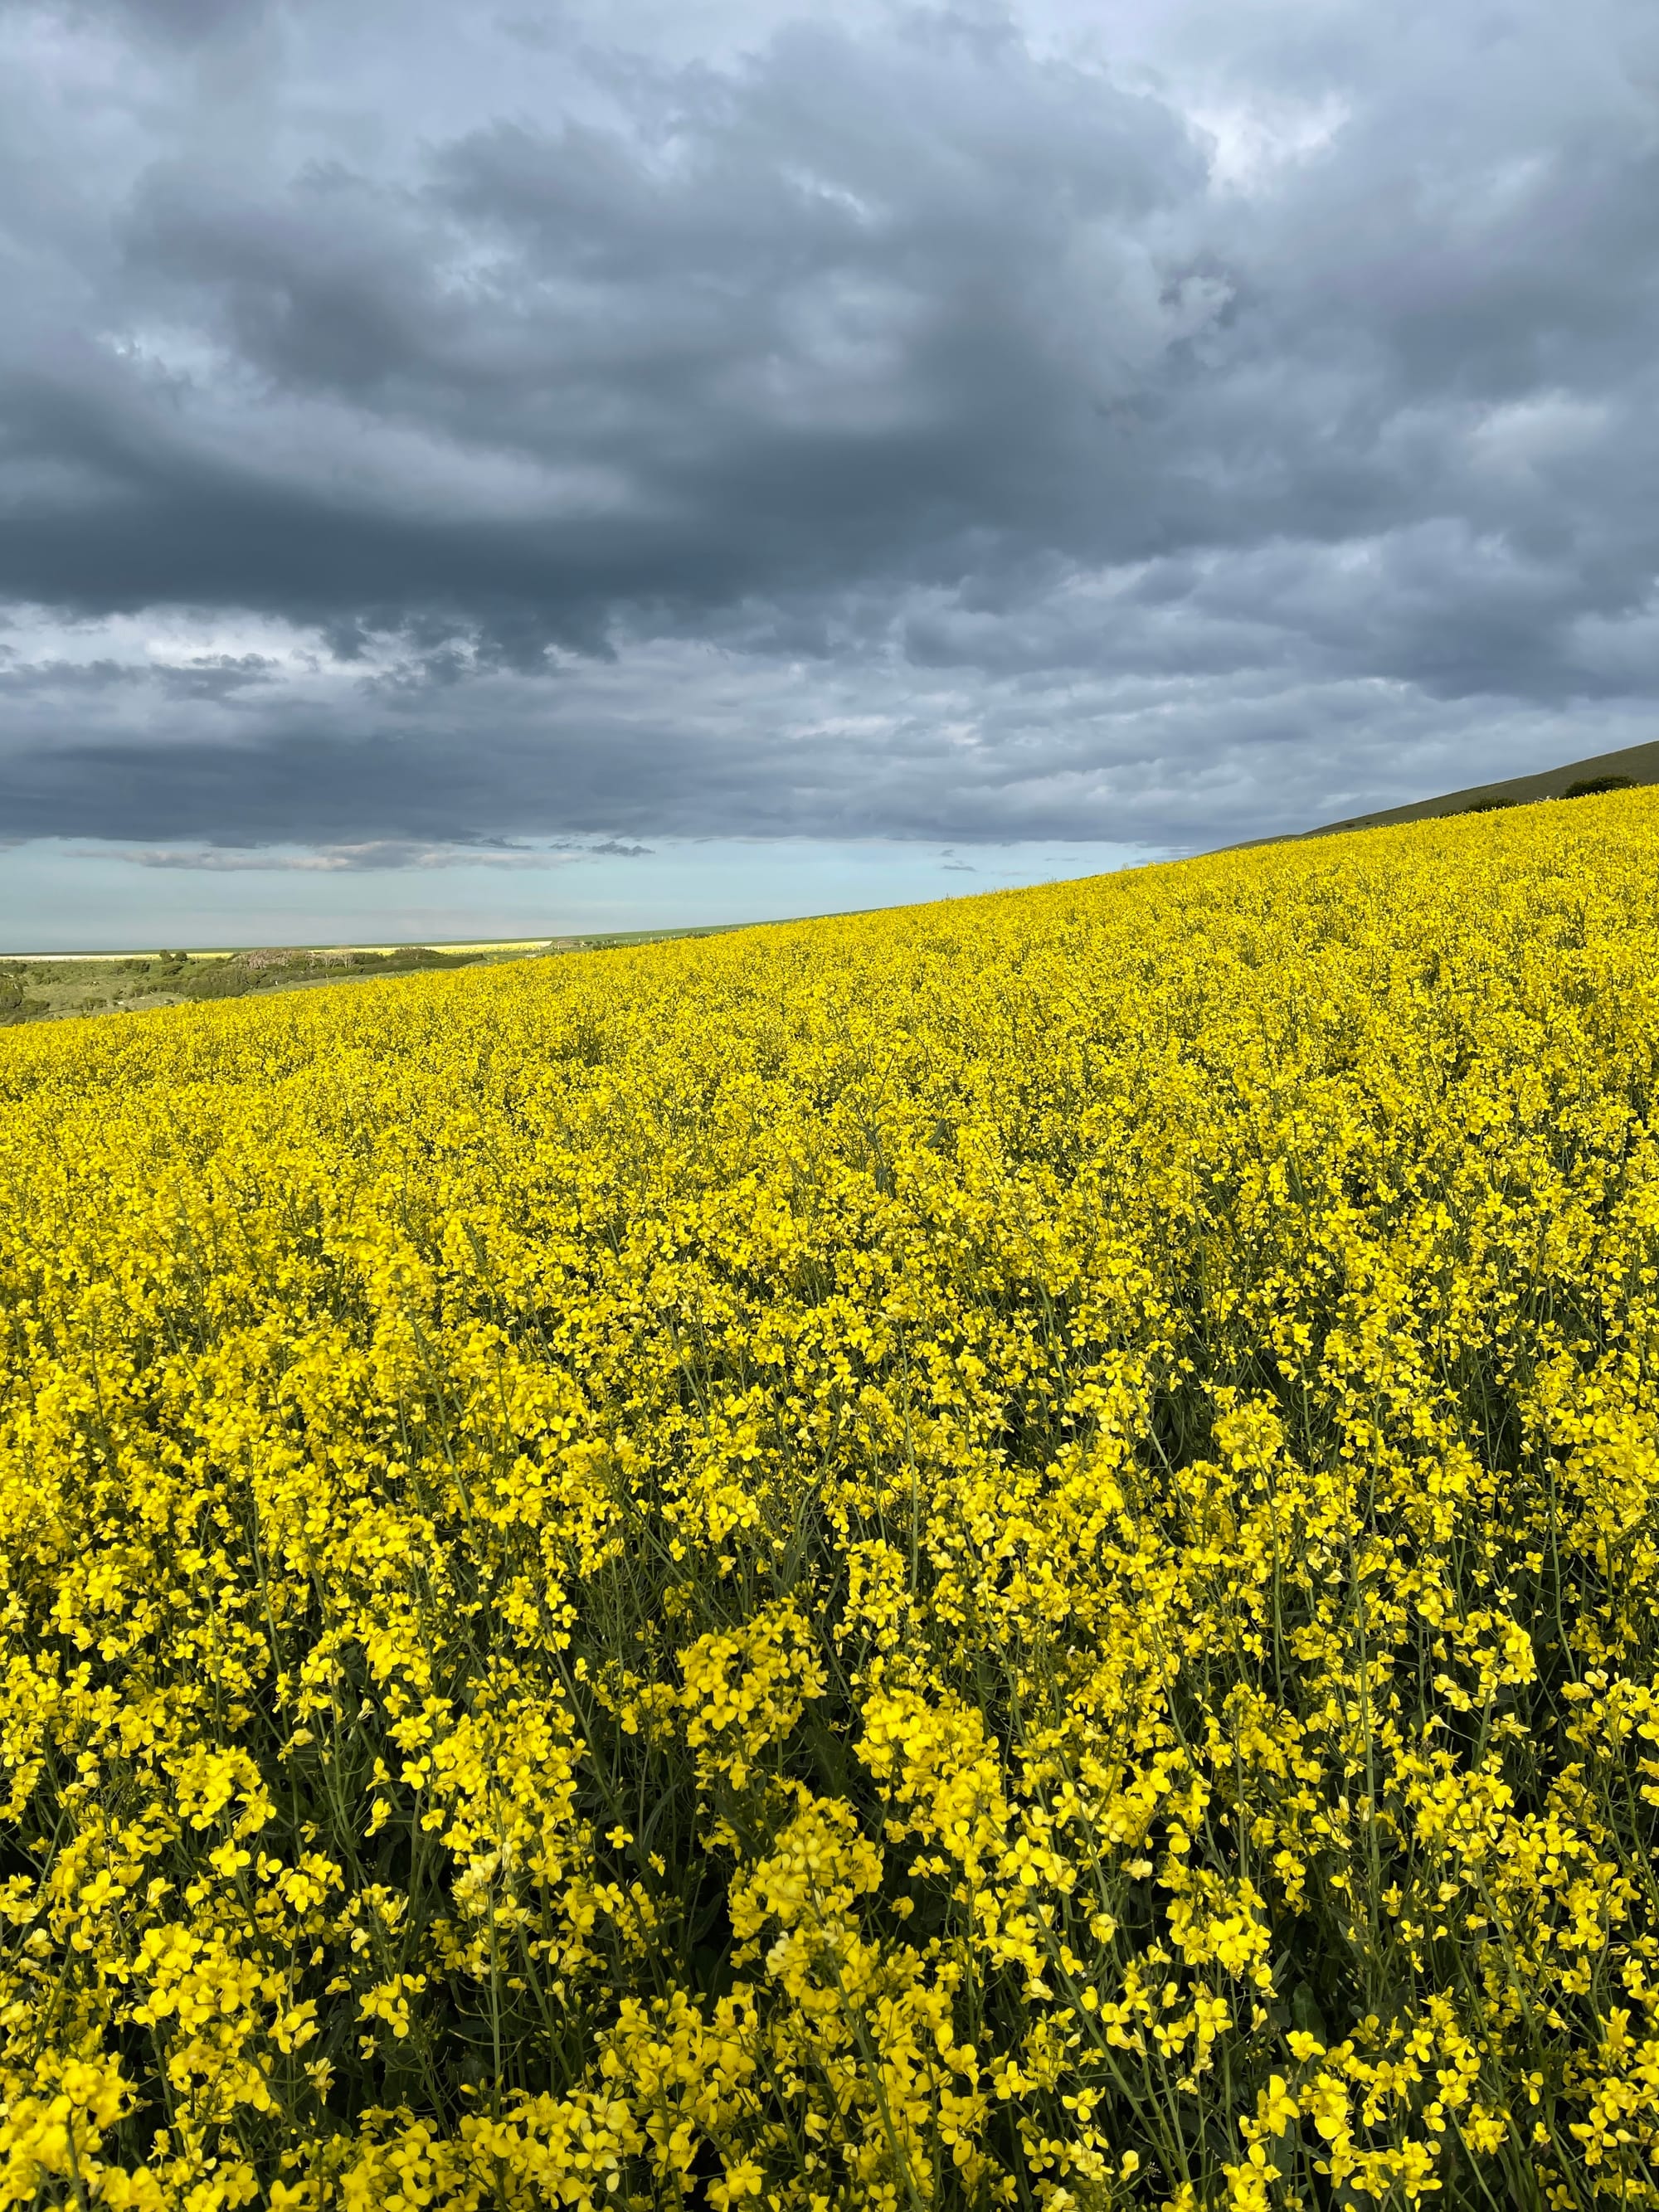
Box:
[2,0,1656,943]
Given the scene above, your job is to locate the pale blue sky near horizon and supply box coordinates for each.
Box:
[0,838,1167,953]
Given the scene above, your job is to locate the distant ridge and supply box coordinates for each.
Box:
[1298,737,1659,841]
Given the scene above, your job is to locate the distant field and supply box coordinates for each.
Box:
[16,939,552,961]
[0,924,748,1028]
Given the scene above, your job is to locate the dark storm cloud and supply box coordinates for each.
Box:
[1,0,1657,849]
[7,12,1207,636]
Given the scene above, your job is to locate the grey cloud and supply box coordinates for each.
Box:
[156,654,281,699]
[141,0,261,36]
[0,658,139,694]
[120,838,574,869]
[0,651,279,702]
[5,0,260,38]
[1,0,1657,851]
[8,639,1653,852]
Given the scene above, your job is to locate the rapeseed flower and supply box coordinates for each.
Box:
[2,794,1659,2203]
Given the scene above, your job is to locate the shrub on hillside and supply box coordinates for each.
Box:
[1563,772,1637,798]
[0,969,46,1023]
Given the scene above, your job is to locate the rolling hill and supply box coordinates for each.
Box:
[1299,734,1659,839]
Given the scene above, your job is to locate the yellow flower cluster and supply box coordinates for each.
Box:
[4,794,1659,2207]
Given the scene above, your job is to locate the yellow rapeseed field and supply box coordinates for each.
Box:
[6,795,1659,2211]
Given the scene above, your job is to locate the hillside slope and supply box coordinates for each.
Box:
[6,793,1659,2205]
[1301,733,1659,838]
